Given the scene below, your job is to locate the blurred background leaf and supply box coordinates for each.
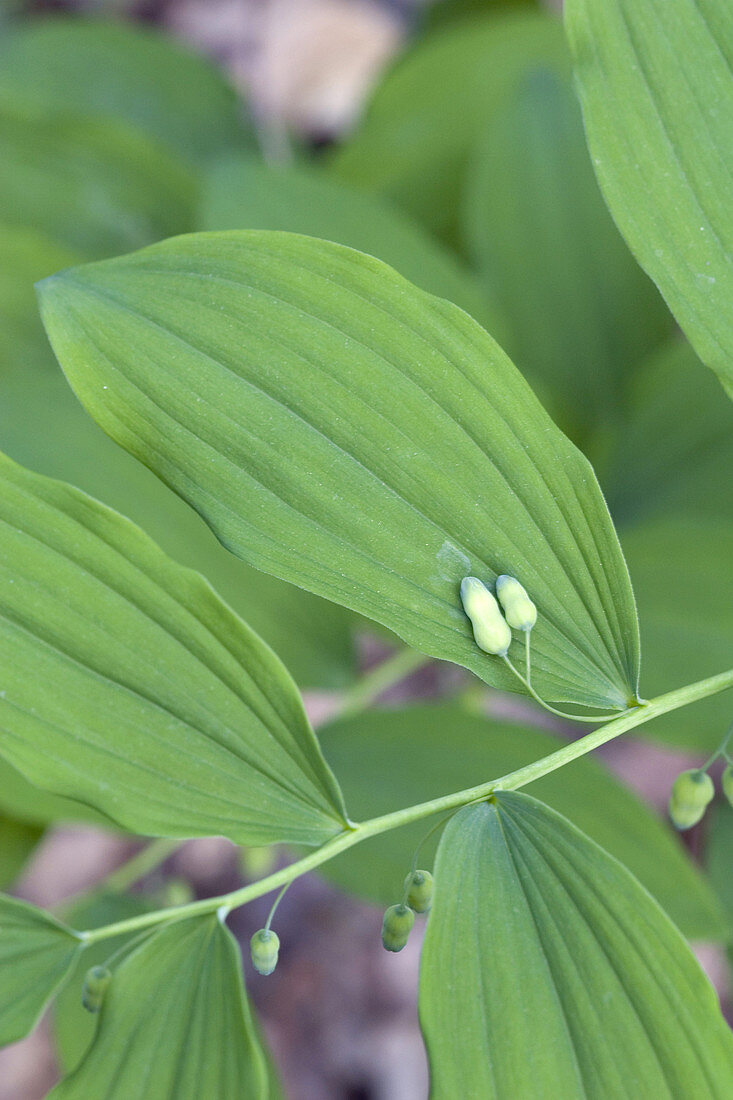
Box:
[0,815,44,889]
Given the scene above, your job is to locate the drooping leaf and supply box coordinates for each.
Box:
[0,814,43,888]
[0,16,253,166]
[461,67,672,437]
[566,0,733,397]
[38,231,641,711]
[53,892,157,1073]
[622,515,733,752]
[319,705,726,939]
[199,154,504,338]
[0,107,196,257]
[0,893,83,1045]
[0,451,347,845]
[329,10,569,243]
[601,339,733,527]
[51,916,268,1099]
[0,226,355,691]
[420,794,733,1097]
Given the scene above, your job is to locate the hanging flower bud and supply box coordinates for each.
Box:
[81,965,112,1013]
[722,765,733,808]
[496,575,537,632]
[403,869,434,913]
[460,577,511,656]
[381,903,415,952]
[668,769,714,830]
[250,929,280,976]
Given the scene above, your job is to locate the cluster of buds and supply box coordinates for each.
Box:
[668,763,733,831]
[381,869,434,953]
[460,575,536,657]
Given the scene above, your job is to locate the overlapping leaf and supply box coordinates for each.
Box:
[319,706,726,939]
[0,451,347,845]
[39,231,640,709]
[566,0,733,396]
[0,894,83,1045]
[0,815,43,889]
[420,794,733,1097]
[51,916,268,1099]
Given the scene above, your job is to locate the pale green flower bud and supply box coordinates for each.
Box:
[668,769,714,830]
[460,577,511,656]
[496,574,537,632]
[722,765,733,808]
[404,869,434,913]
[82,965,111,1013]
[250,929,280,976]
[381,903,414,952]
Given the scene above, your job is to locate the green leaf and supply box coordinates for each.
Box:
[38,230,641,711]
[420,794,733,1097]
[0,107,196,257]
[461,67,672,437]
[566,0,733,397]
[328,10,569,243]
[51,916,268,1099]
[0,893,83,1045]
[0,16,253,167]
[0,226,355,691]
[0,451,346,845]
[52,892,156,1073]
[425,0,536,31]
[602,339,733,527]
[0,814,43,888]
[706,803,733,940]
[0,755,118,830]
[319,705,725,940]
[199,154,504,339]
[622,515,733,751]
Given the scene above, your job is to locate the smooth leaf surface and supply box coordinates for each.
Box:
[602,340,733,527]
[0,452,346,845]
[199,154,504,337]
[0,228,355,691]
[0,814,43,888]
[566,0,733,396]
[0,755,119,830]
[420,794,733,1097]
[622,515,733,751]
[319,706,726,939]
[51,916,268,1099]
[0,16,253,166]
[329,11,569,243]
[0,107,196,257]
[706,803,733,941]
[39,231,641,710]
[0,893,82,1045]
[461,67,672,437]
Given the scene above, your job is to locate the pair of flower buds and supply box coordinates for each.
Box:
[460,575,537,656]
[669,765,733,830]
[381,870,434,953]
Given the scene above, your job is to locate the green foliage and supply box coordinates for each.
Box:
[0,17,253,167]
[566,0,733,397]
[0,451,346,844]
[0,814,43,888]
[38,231,640,711]
[420,794,733,1096]
[0,894,82,1045]
[51,916,268,1099]
[318,706,726,940]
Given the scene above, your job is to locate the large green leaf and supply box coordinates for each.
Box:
[38,230,640,710]
[420,794,733,1097]
[566,0,733,397]
[0,894,83,1045]
[461,67,672,437]
[622,515,733,751]
[51,916,268,1099]
[0,107,196,257]
[199,154,504,338]
[0,226,355,691]
[318,706,726,940]
[0,16,253,167]
[601,340,733,527]
[0,755,118,830]
[0,451,346,845]
[329,10,568,243]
